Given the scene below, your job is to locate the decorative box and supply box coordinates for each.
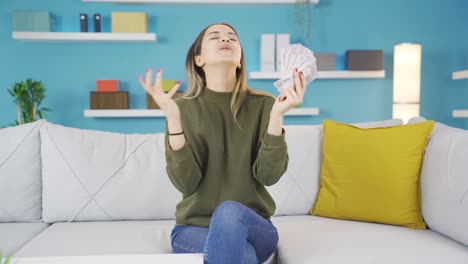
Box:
[345,50,383,70]
[147,92,183,109]
[315,53,336,71]
[13,11,53,32]
[261,34,275,72]
[162,80,176,92]
[96,80,119,92]
[147,80,181,109]
[90,92,129,109]
[111,12,148,33]
[276,34,290,72]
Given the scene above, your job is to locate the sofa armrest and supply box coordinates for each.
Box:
[419,121,468,246]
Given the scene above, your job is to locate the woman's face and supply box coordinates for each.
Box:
[196,24,242,69]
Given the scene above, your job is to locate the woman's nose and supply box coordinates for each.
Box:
[220,36,230,42]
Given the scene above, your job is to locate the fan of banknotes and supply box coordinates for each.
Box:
[274,43,318,93]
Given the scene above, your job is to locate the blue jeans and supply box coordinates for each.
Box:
[170,200,279,264]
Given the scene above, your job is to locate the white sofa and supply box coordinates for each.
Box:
[1,118,467,264]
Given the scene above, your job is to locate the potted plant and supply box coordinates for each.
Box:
[7,78,52,126]
[294,0,313,47]
[0,250,11,264]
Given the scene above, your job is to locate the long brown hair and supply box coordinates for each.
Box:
[181,22,273,129]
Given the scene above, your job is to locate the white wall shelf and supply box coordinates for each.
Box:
[82,0,319,4]
[452,70,468,80]
[84,108,320,117]
[84,109,166,117]
[453,110,468,118]
[12,32,157,42]
[249,70,385,80]
[284,108,319,116]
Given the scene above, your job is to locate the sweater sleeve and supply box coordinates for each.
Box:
[165,128,203,195]
[251,97,289,186]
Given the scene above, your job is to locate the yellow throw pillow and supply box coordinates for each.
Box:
[311,119,435,229]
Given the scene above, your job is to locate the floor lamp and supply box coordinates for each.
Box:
[392,43,422,124]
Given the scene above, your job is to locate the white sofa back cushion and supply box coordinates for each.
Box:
[0,120,44,222]
[268,119,403,216]
[40,121,181,223]
[409,118,468,246]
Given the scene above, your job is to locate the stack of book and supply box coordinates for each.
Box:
[90,80,128,109]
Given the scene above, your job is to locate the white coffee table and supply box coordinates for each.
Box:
[10,253,204,264]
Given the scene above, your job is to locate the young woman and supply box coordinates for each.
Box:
[139,23,308,264]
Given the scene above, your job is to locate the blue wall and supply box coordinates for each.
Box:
[1,0,468,133]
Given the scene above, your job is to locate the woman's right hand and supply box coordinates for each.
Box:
[138,68,182,119]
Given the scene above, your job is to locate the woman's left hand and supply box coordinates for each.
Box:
[271,68,308,117]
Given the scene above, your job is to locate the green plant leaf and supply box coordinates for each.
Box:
[7,79,51,124]
[38,108,50,119]
[0,250,10,264]
[37,110,49,119]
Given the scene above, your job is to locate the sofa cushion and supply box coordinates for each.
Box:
[414,120,468,246]
[11,254,205,263]
[311,120,434,229]
[13,220,175,257]
[0,120,45,222]
[0,223,49,256]
[267,119,403,216]
[40,121,181,223]
[272,215,468,264]
[13,220,277,263]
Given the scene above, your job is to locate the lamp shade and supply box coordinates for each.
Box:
[392,43,421,123]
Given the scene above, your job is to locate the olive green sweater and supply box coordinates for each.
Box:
[165,87,289,227]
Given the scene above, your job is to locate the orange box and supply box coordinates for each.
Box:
[96,80,119,92]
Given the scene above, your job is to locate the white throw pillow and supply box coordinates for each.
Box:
[410,117,468,246]
[40,122,181,223]
[267,118,404,216]
[0,120,45,222]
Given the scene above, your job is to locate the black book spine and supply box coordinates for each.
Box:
[80,13,88,32]
[94,13,101,32]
